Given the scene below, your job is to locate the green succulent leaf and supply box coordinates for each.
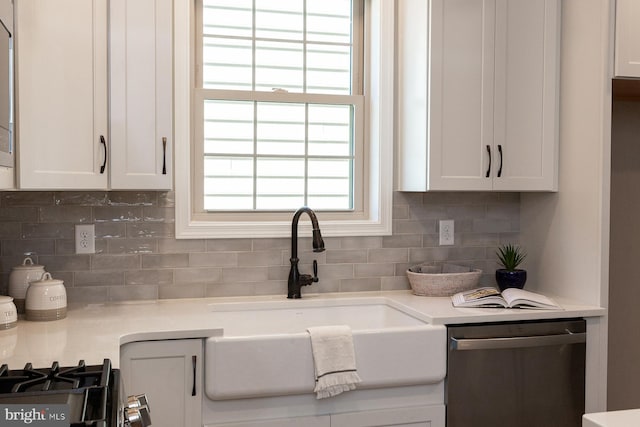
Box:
[496,244,526,271]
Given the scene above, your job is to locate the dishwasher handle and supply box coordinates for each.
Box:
[450,331,586,351]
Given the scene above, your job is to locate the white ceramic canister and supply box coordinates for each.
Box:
[0,295,17,329]
[25,272,67,321]
[8,257,46,313]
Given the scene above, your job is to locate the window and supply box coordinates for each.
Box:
[175,0,394,238]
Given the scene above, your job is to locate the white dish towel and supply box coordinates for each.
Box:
[307,325,362,399]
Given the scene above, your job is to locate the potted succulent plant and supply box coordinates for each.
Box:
[495,244,527,291]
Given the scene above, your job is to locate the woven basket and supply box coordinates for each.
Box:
[406,264,482,297]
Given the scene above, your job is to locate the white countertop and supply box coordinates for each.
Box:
[0,290,605,369]
[583,409,640,426]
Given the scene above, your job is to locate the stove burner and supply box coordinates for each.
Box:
[0,360,110,393]
[0,360,119,427]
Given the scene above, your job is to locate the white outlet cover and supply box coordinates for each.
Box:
[75,224,95,254]
[439,220,454,246]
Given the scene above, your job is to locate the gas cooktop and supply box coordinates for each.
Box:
[0,359,119,427]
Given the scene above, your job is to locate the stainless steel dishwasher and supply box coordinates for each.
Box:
[446,318,586,427]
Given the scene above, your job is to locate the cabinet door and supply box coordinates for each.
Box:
[615,0,640,77]
[331,405,445,427]
[110,0,173,190]
[120,339,203,427]
[15,0,108,189]
[396,0,495,191]
[492,0,560,191]
[428,0,495,191]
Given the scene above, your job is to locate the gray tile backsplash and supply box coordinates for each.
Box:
[0,191,520,303]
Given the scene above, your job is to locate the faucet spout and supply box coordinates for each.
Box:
[288,206,325,299]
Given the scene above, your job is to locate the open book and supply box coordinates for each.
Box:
[451,287,562,309]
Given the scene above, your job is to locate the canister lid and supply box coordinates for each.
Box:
[29,272,64,286]
[0,295,13,303]
[12,257,44,270]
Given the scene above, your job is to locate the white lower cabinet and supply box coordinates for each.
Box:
[209,406,444,427]
[331,405,444,427]
[120,339,203,427]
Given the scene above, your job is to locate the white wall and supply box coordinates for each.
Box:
[520,0,612,412]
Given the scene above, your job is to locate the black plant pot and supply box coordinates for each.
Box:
[495,269,527,291]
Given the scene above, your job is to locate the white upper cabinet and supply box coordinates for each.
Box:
[396,0,560,192]
[109,0,173,190]
[16,0,109,189]
[615,0,640,77]
[14,0,173,190]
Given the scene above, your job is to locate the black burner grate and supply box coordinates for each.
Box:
[0,359,118,427]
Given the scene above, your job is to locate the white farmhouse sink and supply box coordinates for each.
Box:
[205,297,447,400]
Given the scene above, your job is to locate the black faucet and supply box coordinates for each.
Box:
[287,206,325,299]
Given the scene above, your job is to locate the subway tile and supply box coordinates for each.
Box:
[159,283,205,299]
[222,267,269,283]
[314,278,340,293]
[126,269,174,286]
[74,270,125,286]
[143,207,175,223]
[127,223,174,238]
[254,280,287,296]
[142,253,189,268]
[325,249,367,264]
[393,192,423,206]
[54,192,109,206]
[2,192,55,207]
[206,238,252,252]
[368,248,409,263]
[92,254,141,270]
[237,251,282,267]
[340,277,381,292]
[339,236,382,249]
[381,276,410,291]
[0,222,21,239]
[0,208,39,222]
[22,223,75,239]
[108,285,158,301]
[158,238,205,253]
[313,263,353,279]
[382,234,422,248]
[108,192,158,206]
[459,233,500,247]
[472,218,515,233]
[252,238,289,251]
[94,206,143,222]
[189,252,237,267]
[392,220,436,235]
[354,263,395,277]
[107,238,156,254]
[408,204,447,220]
[65,286,109,303]
[39,255,91,271]
[95,222,127,239]
[392,205,410,220]
[38,206,93,223]
[486,203,520,220]
[206,283,256,297]
[174,267,222,284]
[158,191,175,207]
[1,239,55,256]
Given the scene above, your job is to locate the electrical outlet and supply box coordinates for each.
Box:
[75,224,95,254]
[439,220,454,246]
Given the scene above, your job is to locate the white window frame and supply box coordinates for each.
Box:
[174,0,394,239]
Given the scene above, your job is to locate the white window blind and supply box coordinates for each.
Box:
[195,0,364,212]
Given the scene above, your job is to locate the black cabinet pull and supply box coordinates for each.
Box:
[162,137,167,175]
[485,145,491,178]
[191,355,197,396]
[497,144,503,178]
[99,135,107,174]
